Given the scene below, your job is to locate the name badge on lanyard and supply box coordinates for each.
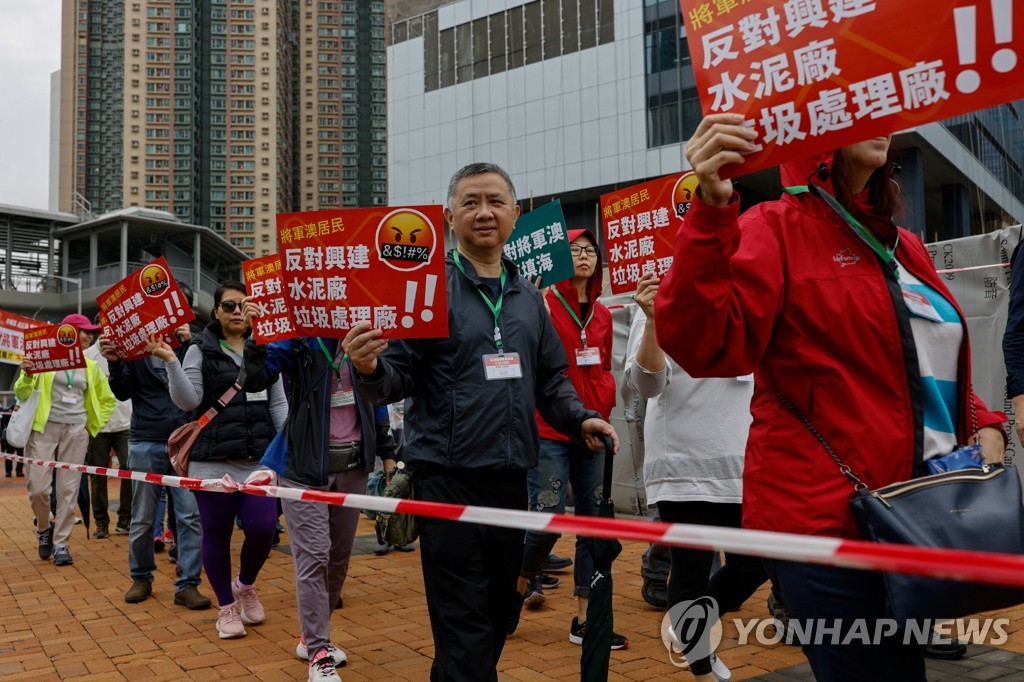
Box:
[575,347,601,366]
[61,370,79,403]
[553,288,599,367]
[331,389,356,407]
[900,284,943,323]
[483,352,523,380]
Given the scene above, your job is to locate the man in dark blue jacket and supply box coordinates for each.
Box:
[101,326,211,610]
[344,162,618,681]
[242,335,397,680]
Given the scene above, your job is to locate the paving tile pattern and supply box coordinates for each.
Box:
[3,475,1024,680]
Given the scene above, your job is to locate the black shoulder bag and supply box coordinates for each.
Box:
[778,392,1024,622]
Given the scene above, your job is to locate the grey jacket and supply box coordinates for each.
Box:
[355,251,598,471]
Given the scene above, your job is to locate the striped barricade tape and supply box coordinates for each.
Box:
[4,450,1024,589]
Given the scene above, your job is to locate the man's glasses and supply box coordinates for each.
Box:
[218,300,242,313]
[570,245,598,256]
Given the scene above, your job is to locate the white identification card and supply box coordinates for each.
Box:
[575,347,601,366]
[483,352,523,380]
[246,389,269,402]
[901,285,943,322]
[61,391,79,404]
[331,390,356,408]
[736,373,754,383]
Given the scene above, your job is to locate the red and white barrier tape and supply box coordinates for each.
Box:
[937,262,1010,275]
[5,450,1024,589]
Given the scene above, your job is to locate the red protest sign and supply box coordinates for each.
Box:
[277,206,448,339]
[23,323,86,374]
[0,310,43,365]
[96,256,196,361]
[680,0,1023,177]
[242,254,298,344]
[600,172,699,294]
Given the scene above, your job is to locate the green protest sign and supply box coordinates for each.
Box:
[502,200,574,286]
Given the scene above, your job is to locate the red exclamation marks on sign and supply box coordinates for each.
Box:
[954,0,1018,94]
[400,274,439,329]
[163,291,185,324]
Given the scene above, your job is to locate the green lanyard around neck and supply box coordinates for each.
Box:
[552,287,595,346]
[452,250,507,350]
[784,185,900,277]
[315,338,348,380]
[218,339,241,355]
[64,370,77,389]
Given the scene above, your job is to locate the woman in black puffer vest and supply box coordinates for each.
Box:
[164,280,287,640]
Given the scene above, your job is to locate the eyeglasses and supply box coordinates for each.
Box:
[218,300,242,313]
[570,245,598,257]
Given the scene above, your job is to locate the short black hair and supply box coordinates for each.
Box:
[213,280,247,307]
[446,162,517,210]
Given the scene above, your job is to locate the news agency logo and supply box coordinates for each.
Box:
[660,596,723,668]
[659,595,1011,663]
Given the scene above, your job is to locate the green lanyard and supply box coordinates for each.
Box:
[552,288,595,346]
[218,339,241,355]
[63,370,76,390]
[452,250,507,351]
[315,338,348,381]
[784,185,900,277]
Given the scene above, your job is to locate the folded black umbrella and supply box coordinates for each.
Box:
[78,472,91,539]
[580,434,621,682]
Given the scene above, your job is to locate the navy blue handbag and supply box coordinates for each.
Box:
[778,393,1024,622]
[851,465,1024,621]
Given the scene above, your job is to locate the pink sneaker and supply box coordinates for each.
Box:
[216,603,246,639]
[232,578,266,625]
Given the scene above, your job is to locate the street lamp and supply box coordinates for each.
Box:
[50,274,83,314]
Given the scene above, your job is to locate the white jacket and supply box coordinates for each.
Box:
[622,308,753,506]
[84,343,133,433]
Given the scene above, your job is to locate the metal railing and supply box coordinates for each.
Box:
[69,263,221,296]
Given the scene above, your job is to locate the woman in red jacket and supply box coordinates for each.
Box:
[511,229,625,648]
[655,114,1007,681]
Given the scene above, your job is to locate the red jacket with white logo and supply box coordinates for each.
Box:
[537,229,617,441]
[654,151,1007,539]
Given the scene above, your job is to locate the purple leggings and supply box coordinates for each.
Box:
[193,490,278,607]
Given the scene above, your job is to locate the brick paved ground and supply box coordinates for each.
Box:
[3,473,1024,681]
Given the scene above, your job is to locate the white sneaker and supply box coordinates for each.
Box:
[296,635,348,667]
[308,649,342,682]
[710,653,731,681]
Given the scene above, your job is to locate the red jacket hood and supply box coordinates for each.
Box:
[555,228,603,303]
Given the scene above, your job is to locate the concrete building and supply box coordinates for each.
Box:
[0,202,248,391]
[55,0,388,257]
[386,0,1024,240]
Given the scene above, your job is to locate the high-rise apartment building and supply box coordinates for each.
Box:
[56,0,387,257]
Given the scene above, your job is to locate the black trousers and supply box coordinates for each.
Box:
[87,430,132,526]
[765,559,926,681]
[416,467,526,682]
[658,500,767,675]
